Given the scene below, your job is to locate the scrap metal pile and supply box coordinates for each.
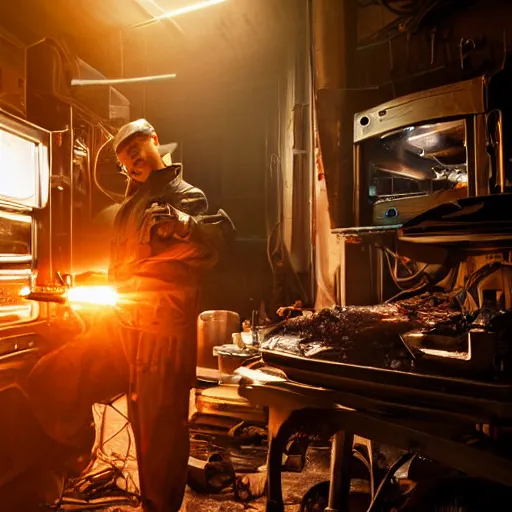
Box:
[262,288,512,374]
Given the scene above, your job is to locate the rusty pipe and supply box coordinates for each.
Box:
[311,0,358,228]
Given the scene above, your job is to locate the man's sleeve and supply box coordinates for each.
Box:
[173,181,209,216]
[139,176,235,270]
[147,208,236,271]
[185,209,236,263]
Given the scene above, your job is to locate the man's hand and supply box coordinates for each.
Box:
[140,202,190,244]
[154,217,190,239]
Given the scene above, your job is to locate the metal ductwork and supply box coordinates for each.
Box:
[26,40,129,126]
[311,0,357,229]
[0,35,26,118]
[72,58,130,127]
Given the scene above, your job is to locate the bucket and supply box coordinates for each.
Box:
[197,310,240,369]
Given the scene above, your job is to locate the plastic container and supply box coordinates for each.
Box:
[213,343,257,380]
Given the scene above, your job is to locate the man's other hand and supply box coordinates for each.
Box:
[154,218,190,239]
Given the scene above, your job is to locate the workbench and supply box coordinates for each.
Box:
[237,350,512,512]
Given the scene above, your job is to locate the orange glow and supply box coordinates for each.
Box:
[131,0,227,28]
[19,286,31,297]
[66,286,118,306]
[155,0,226,19]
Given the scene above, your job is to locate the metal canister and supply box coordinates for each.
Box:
[197,310,240,369]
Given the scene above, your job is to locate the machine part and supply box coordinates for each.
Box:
[228,421,267,445]
[367,452,415,512]
[283,432,310,473]
[56,466,140,510]
[187,453,236,494]
[228,448,268,474]
[234,471,267,502]
[403,329,502,379]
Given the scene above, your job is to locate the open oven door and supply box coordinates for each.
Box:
[0,111,85,511]
[0,110,51,367]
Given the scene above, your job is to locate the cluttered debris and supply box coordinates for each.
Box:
[262,263,512,380]
[47,386,330,512]
[262,293,463,370]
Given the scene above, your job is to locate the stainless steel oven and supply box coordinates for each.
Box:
[352,76,494,229]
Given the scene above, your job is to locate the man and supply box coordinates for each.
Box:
[25,119,234,512]
[109,119,234,511]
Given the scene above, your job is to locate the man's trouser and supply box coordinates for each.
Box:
[24,281,199,512]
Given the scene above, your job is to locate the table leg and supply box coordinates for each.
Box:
[266,409,294,512]
[325,430,354,512]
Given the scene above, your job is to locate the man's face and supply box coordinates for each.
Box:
[116,133,163,183]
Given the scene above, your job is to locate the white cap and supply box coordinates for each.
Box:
[112,118,177,156]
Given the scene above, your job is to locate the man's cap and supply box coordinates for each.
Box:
[113,118,177,156]
[113,119,154,153]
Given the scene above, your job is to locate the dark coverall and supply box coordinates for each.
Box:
[25,165,234,512]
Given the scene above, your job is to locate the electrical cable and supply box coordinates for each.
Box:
[265,147,310,304]
[91,135,118,204]
[358,16,404,48]
[353,446,375,498]
[92,126,126,204]
[359,0,445,47]
[378,244,429,290]
[380,0,420,16]
[266,153,282,273]
[385,280,430,303]
[55,398,141,510]
[366,452,416,512]
[407,0,442,33]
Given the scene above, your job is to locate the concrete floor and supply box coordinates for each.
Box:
[91,397,330,512]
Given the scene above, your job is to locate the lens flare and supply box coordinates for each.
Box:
[66,286,118,306]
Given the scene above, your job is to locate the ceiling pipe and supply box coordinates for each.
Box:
[311,0,358,229]
[71,73,177,86]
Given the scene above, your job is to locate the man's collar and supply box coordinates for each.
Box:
[124,164,183,198]
[147,164,182,187]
